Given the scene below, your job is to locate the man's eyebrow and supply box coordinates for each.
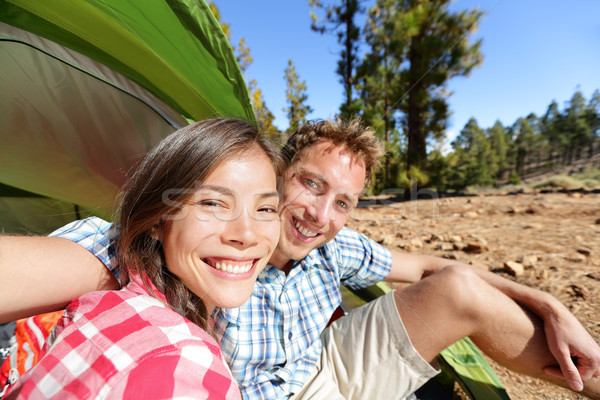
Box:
[295,168,326,184]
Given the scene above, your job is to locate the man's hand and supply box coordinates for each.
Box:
[542,308,600,391]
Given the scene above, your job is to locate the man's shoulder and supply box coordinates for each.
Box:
[325,226,378,250]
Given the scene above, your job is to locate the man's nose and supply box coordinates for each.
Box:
[306,195,333,226]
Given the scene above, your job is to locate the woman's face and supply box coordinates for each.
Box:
[162,147,280,313]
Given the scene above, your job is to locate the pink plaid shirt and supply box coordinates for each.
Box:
[6,275,240,399]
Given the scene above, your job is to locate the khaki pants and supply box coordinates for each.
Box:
[291,291,438,400]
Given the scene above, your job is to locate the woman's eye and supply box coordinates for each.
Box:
[197,200,222,207]
[259,206,278,213]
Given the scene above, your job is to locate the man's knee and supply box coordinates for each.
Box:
[432,264,488,318]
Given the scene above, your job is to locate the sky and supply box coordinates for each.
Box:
[213,0,600,144]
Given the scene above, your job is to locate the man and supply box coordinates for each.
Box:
[2,119,600,399]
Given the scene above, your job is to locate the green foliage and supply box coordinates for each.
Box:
[507,173,521,185]
[284,59,313,131]
[531,175,582,189]
[356,0,483,194]
[309,0,363,119]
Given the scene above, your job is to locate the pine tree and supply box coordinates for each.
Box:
[585,89,600,157]
[309,0,364,118]
[359,0,483,194]
[284,59,313,131]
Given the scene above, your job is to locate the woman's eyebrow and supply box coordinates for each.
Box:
[256,191,280,200]
[198,186,279,200]
[197,185,234,197]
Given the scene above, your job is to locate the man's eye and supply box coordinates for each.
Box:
[304,179,317,189]
[336,200,347,209]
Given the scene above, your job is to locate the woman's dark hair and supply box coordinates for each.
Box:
[116,118,282,331]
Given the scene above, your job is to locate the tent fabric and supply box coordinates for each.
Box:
[1,0,254,122]
[0,0,254,234]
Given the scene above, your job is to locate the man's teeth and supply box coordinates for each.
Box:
[214,262,253,274]
[295,221,318,238]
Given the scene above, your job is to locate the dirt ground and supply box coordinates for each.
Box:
[346,190,600,400]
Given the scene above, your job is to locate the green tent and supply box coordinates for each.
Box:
[0,0,253,234]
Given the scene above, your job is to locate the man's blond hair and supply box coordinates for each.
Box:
[281,118,385,186]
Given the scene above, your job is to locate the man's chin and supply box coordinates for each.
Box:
[276,243,313,263]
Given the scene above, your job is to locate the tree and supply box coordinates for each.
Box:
[511,117,535,177]
[541,100,562,165]
[359,0,405,187]
[284,59,313,131]
[358,0,483,195]
[451,118,493,187]
[400,0,483,177]
[236,38,278,135]
[563,91,590,162]
[585,89,600,157]
[487,120,508,180]
[309,0,365,118]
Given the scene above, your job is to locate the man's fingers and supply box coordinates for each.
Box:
[560,358,584,391]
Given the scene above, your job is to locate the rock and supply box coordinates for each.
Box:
[453,243,467,251]
[503,261,524,276]
[507,206,520,214]
[410,238,423,248]
[595,218,600,225]
[576,247,592,256]
[536,269,549,280]
[462,211,479,218]
[370,220,380,227]
[586,272,600,281]
[421,233,433,243]
[442,253,458,260]
[523,223,543,230]
[395,232,404,239]
[567,284,589,300]
[435,243,454,251]
[564,253,586,262]
[469,260,491,271]
[525,206,540,214]
[430,234,443,242]
[519,255,538,268]
[468,235,488,245]
[568,192,583,198]
[449,235,463,243]
[377,234,395,246]
[361,228,374,237]
[465,242,488,253]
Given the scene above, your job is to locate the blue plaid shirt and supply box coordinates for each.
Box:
[52,217,392,399]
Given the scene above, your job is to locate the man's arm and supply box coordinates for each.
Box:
[0,236,118,323]
[386,249,600,389]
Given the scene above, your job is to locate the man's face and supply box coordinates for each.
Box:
[275,140,366,266]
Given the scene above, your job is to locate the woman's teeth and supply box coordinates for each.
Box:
[295,221,318,238]
[214,262,253,274]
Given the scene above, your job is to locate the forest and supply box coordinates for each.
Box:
[211,0,600,195]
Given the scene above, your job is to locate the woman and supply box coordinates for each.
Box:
[5,118,282,399]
